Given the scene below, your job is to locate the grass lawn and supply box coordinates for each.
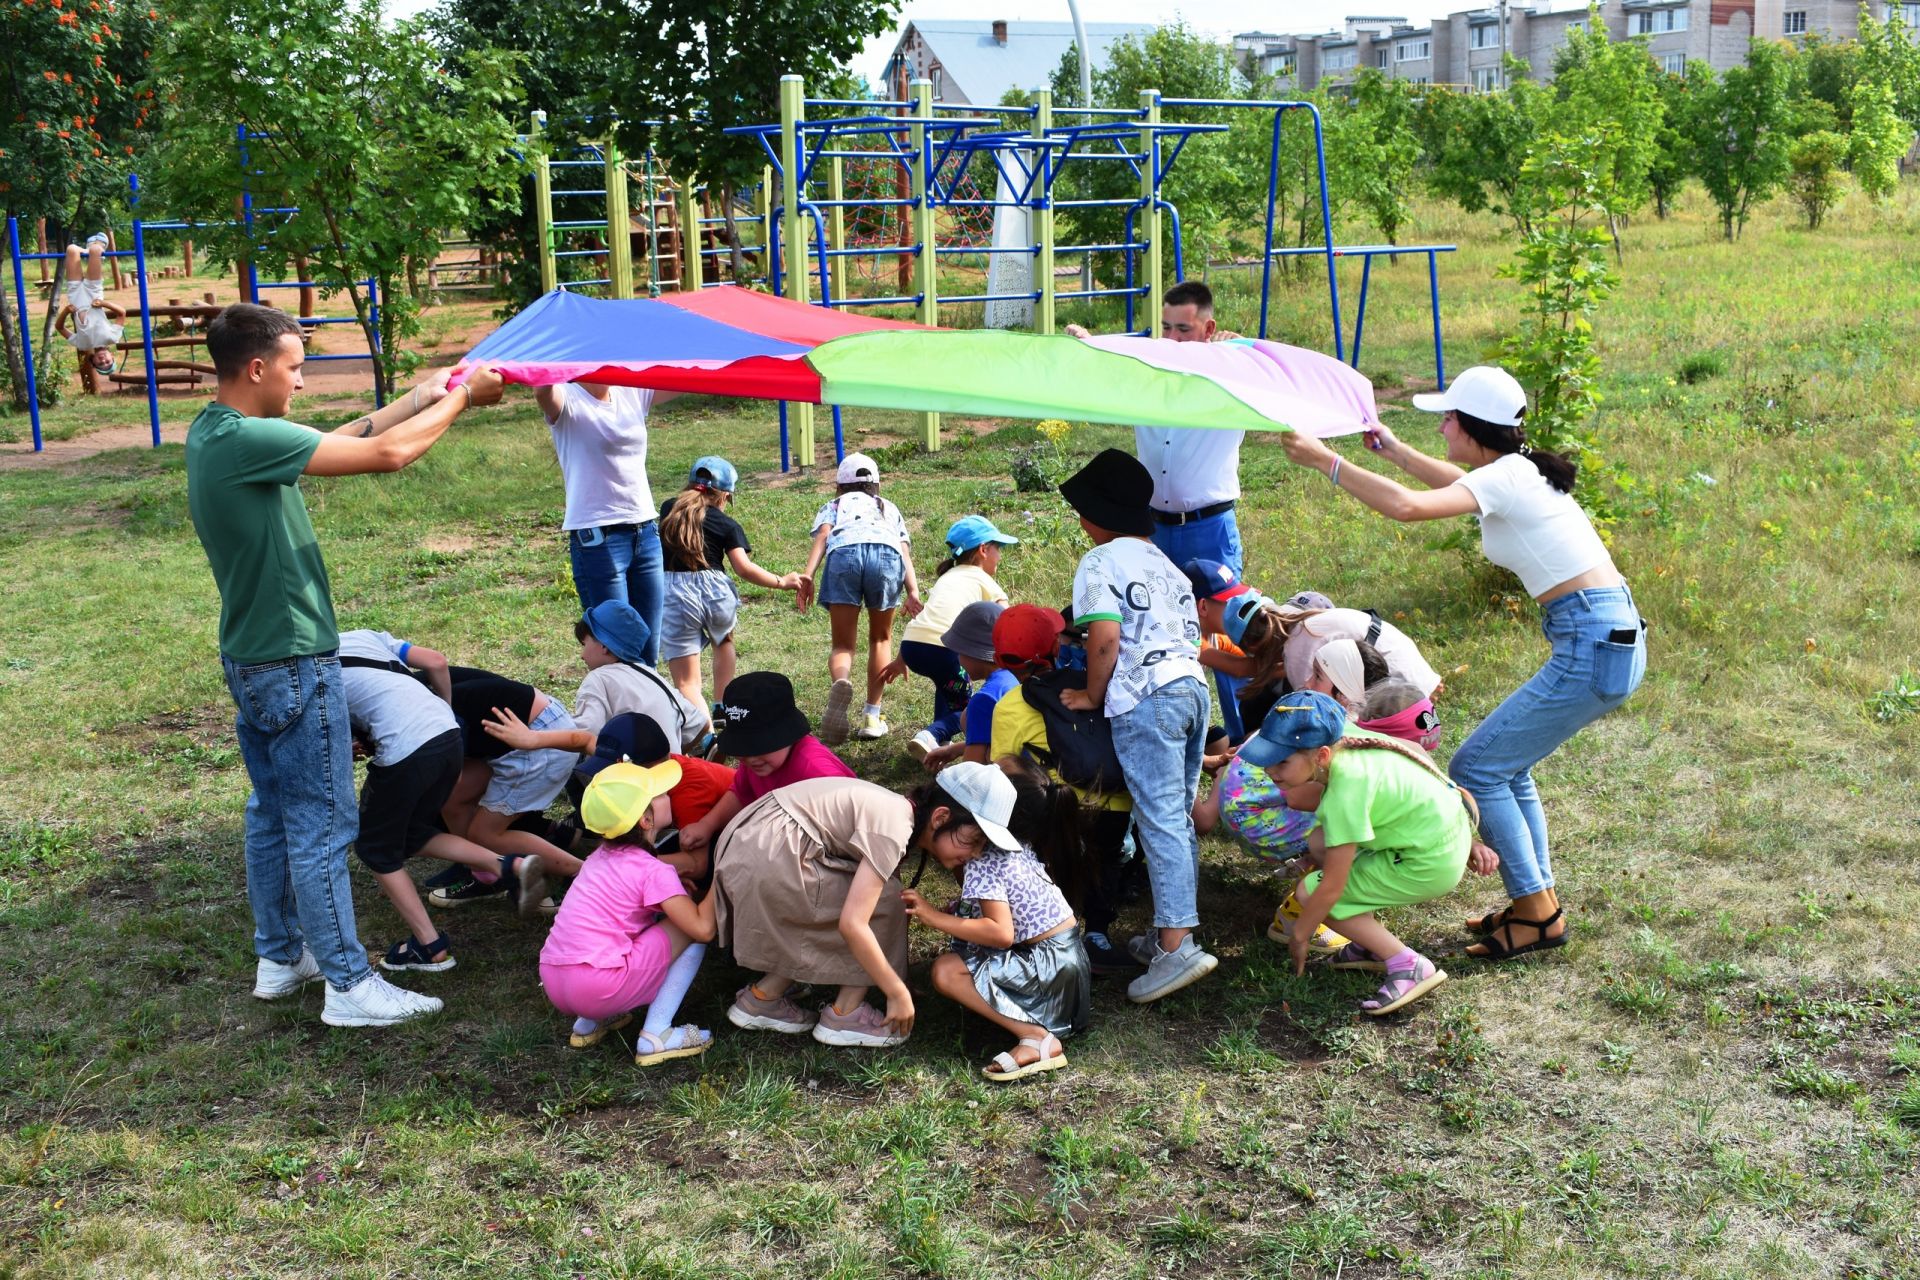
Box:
[2,186,1919,1279]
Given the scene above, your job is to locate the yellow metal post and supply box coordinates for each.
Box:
[604,137,633,299]
[828,156,848,304]
[780,75,817,466]
[1139,90,1162,336]
[531,111,556,295]
[679,177,701,292]
[911,78,941,452]
[1033,88,1055,335]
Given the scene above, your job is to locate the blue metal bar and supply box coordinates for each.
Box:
[1057,241,1147,254]
[1052,198,1142,209]
[1269,243,1459,256]
[935,291,1041,304]
[1352,253,1373,369]
[11,249,141,261]
[7,217,44,452]
[553,220,611,229]
[368,276,385,408]
[289,316,368,326]
[823,245,920,258]
[129,174,162,448]
[778,401,789,473]
[939,244,1040,256]
[1313,106,1341,360]
[831,404,844,462]
[560,278,613,288]
[1055,286,1149,300]
[1429,250,1447,388]
[809,97,911,109]
[304,353,377,362]
[823,294,921,308]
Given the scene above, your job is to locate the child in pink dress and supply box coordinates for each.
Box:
[675,671,855,855]
[539,761,718,1066]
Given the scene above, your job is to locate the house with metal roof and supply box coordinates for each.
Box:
[881,19,1158,105]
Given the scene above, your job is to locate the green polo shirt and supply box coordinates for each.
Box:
[185,402,337,665]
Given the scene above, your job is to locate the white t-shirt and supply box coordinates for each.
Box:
[1134,426,1244,511]
[1453,453,1610,598]
[63,277,123,351]
[337,629,458,767]
[1071,537,1205,718]
[546,384,657,531]
[1284,609,1443,698]
[902,564,1008,645]
[574,661,706,749]
[811,492,911,554]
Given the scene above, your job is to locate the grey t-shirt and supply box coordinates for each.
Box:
[338,630,457,767]
[573,661,706,749]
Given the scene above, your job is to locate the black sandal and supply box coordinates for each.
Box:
[380,932,456,973]
[1465,905,1512,935]
[1469,908,1567,960]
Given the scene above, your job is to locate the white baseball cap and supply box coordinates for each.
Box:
[835,452,880,484]
[932,761,1020,852]
[1411,365,1527,427]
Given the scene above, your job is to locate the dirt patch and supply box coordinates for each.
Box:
[421,533,477,554]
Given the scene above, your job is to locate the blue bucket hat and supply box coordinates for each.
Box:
[1236,690,1349,767]
[583,600,652,666]
[1221,591,1273,647]
[945,515,1019,556]
[688,455,738,493]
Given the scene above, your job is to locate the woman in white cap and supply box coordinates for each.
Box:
[1279,365,1647,960]
[711,764,1020,1049]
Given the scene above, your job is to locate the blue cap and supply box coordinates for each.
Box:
[1182,557,1250,603]
[688,455,738,492]
[583,600,652,666]
[945,515,1019,556]
[1236,690,1349,767]
[1221,591,1272,647]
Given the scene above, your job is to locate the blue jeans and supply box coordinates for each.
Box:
[569,521,664,666]
[1447,586,1647,899]
[901,640,968,742]
[1109,675,1210,930]
[1151,508,1246,740]
[221,653,370,991]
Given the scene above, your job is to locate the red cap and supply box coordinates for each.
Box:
[993,604,1067,668]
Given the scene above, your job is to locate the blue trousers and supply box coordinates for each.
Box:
[1151,507,1246,740]
[569,521,664,666]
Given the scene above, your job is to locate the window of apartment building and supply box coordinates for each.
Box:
[1325,49,1357,69]
[1274,54,1297,76]
[1471,23,1500,47]
[1567,20,1585,34]
[1397,38,1431,60]
[1784,9,1807,32]
[1901,3,1920,26]
[1474,67,1500,91]
[1377,48,1391,66]
[1662,51,1687,74]
[1630,7,1690,34]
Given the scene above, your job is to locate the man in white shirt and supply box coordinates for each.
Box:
[1066,280,1249,737]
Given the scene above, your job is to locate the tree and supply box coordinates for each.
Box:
[1341,70,1421,252]
[1846,77,1907,201]
[1856,2,1920,132]
[0,0,162,408]
[146,0,523,396]
[1415,73,1548,233]
[1786,128,1847,227]
[1680,45,1794,240]
[1549,7,1667,241]
[1645,67,1691,218]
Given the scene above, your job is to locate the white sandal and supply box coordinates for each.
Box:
[982,1033,1067,1082]
[633,1025,713,1066]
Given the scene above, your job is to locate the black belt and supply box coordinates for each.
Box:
[1151,499,1235,526]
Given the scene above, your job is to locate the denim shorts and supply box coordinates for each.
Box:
[480,701,578,816]
[819,542,904,610]
[660,569,740,659]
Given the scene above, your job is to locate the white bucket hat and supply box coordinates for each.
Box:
[1411,365,1527,427]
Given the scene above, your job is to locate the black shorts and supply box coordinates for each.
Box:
[356,728,463,874]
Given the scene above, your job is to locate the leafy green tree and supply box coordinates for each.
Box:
[146,0,524,394]
[1856,2,1920,131]
[1340,70,1420,252]
[1786,128,1847,227]
[1846,77,1907,201]
[1415,73,1548,233]
[1794,32,1861,129]
[1679,45,1794,240]
[1645,67,1692,219]
[1549,7,1666,240]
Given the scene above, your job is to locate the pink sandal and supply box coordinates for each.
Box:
[1360,954,1447,1016]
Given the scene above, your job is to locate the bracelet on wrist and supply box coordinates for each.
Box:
[1329,458,1342,489]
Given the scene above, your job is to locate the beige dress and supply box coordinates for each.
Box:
[712,777,914,987]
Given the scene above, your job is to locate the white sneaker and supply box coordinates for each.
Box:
[252,947,322,1000]
[1126,935,1219,1005]
[854,711,890,740]
[321,972,444,1027]
[906,729,939,762]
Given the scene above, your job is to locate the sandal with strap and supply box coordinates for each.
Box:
[633,1025,713,1067]
[568,1012,633,1050]
[1361,954,1448,1016]
[1464,904,1513,935]
[1328,941,1387,972]
[380,933,455,973]
[983,1033,1068,1082]
[1468,907,1568,960]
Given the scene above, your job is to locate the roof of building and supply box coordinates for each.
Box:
[890,20,1158,103]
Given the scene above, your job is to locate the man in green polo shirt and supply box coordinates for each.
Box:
[187,302,504,1028]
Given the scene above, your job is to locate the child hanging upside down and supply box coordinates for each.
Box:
[53,235,125,379]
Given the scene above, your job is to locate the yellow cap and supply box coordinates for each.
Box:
[579,759,683,840]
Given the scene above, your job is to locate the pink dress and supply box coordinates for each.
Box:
[727,733,855,806]
[538,842,688,1021]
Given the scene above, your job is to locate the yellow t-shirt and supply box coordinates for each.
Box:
[902,564,1008,646]
[990,690,1132,812]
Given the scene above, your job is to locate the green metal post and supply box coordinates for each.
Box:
[911,78,941,452]
[780,74,816,466]
[1033,88,1055,335]
[679,178,701,292]
[828,156,848,304]
[605,136,633,299]
[532,110,556,295]
[1139,89,1162,336]
[757,164,775,282]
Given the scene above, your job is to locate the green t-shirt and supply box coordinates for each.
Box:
[1315,742,1464,859]
[185,403,336,665]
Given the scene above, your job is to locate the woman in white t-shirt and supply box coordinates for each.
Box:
[533,382,678,665]
[1280,365,1646,962]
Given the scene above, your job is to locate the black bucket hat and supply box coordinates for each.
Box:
[714,671,812,758]
[1059,447,1156,537]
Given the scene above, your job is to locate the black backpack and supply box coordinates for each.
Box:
[1017,668,1125,794]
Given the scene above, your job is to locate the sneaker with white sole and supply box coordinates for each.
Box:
[427,871,508,909]
[821,678,855,745]
[1125,932,1157,967]
[512,855,547,921]
[813,1000,907,1047]
[321,972,444,1027]
[853,711,889,740]
[252,947,322,1000]
[727,984,817,1034]
[906,729,939,762]
[1126,934,1219,1004]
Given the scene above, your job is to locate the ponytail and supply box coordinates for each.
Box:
[662,484,725,569]
[998,755,1093,915]
[1454,409,1577,495]
[1237,604,1318,703]
[933,543,987,580]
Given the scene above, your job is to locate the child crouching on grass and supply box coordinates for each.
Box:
[902,759,1094,1081]
[539,760,717,1065]
[1236,691,1486,1017]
